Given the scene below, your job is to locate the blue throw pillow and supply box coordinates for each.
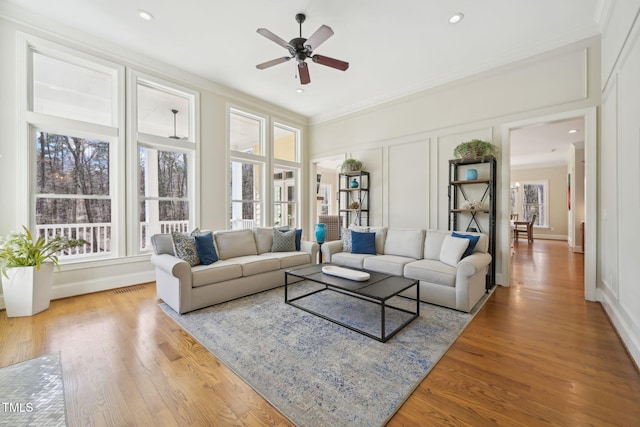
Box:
[351,231,377,255]
[193,232,218,265]
[279,228,302,250]
[452,232,480,258]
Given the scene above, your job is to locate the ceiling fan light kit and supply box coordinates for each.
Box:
[256,13,349,85]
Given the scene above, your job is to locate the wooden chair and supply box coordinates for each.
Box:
[510,213,518,221]
[513,214,536,242]
[318,215,342,241]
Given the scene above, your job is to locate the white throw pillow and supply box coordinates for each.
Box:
[439,235,470,267]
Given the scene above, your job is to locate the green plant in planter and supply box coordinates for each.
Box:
[0,226,87,278]
[341,158,363,173]
[453,139,499,160]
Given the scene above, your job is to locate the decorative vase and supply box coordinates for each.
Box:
[314,223,326,244]
[1,264,53,317]
[466,169,478,180]
[350,178,359,188]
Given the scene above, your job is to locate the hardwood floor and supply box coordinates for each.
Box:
[1,239,639,426]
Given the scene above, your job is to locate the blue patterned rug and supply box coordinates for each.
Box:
[0,353,67,427]
[160,283,486,426]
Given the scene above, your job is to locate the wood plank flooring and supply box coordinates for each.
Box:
[1,239,639,426]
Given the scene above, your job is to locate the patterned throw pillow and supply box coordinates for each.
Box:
[341,228,353,252]
[172,232,201,266]
[272,229,297,252]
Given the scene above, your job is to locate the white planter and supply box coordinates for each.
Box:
[1,264,54,317]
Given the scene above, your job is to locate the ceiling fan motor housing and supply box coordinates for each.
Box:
[289,37,309,62]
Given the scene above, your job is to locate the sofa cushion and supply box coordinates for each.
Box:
[259,251,311,269]
[191,261,242,287]
[351,231,377,254]
[452,232,480,258]
[214,229,258,260]
[363,255,416,276]
[151,234,175,256]
[272,229,297,252]
[171,232,201,266]
[370,227,388,255]
[440,235,469,267]
[383,229,425,259]
[424,230,450,260]
[332,252,373,269]
[193,232,218,265]
[231,255,281,276]
[253,227,274,254]
[404,259,457,287]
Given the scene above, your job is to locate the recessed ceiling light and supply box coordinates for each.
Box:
[568,129,579,134]
[449,13,464,24]
[137,10,154,21]
[296,88,304,94]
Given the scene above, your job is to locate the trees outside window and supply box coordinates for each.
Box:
[511,180,548,227]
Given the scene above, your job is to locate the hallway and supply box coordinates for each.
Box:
[391,239,640,425]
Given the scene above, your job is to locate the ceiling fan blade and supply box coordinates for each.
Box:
[304,25,334,51]
[312,54,349,71]
[257,28,291,49]
[298,62,311,85]
[256,57,291,70]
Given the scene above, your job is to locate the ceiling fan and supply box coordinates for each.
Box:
[256,13,349,85]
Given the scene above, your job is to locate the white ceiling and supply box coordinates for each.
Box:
[510,118,585,169]
[3,0,601,124]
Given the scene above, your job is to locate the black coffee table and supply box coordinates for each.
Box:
[285,264,419,342]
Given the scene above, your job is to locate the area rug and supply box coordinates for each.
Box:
[0,353,67,427]
[160,284,487,426]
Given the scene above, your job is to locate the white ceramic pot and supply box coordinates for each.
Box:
[1,264,54,317]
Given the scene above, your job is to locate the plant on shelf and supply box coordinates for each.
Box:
[453,139,499,160]
[341,158,363,173]
[0,226,86,317]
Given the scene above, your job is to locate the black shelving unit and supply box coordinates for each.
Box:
[448,156,497,289]
[338,170,369,231]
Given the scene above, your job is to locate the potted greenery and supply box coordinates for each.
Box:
[341,158,363,173]
[1,226,86,317]
[453,139,499,160]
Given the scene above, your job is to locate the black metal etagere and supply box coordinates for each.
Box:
[338,170,369,231]
[448,156,497,289]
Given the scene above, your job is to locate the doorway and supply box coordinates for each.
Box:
[501,107,596,301]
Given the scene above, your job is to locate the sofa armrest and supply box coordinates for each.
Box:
[321,240,344,263]
[151,254,192,282]
[300,240,320,263]
[456,253,492,278]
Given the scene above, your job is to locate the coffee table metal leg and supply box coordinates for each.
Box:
[381,300,386,341]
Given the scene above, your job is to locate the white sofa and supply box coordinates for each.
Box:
[321,228,491,312]
[151,228,319,313]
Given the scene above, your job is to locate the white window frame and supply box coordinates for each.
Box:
[128,70,200,253]
[19,33,125,261]
[516,179,549,228]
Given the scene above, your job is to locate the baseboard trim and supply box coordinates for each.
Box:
[0,271,155,310]
[598,288,640,369]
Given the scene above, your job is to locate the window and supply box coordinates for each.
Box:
[134,76,198,250]
[229,109,265,229]
[27,42,122,259]
[319,184,332,215]
[512,180,548,227]
[228,109,301,229]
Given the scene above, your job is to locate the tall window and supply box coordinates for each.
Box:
[228,110,301,229]
[134,76,198,251]
[28,44,122,258]
[319,184,332,215]
[512,180,548,227]
[229,109,265,229]
[272,123,300,229]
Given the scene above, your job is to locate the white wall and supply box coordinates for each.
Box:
[0,9,307,307]
[309,37,601,286]
[598,0,640,366]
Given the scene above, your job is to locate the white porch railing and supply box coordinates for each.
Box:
[38,220,191,256]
